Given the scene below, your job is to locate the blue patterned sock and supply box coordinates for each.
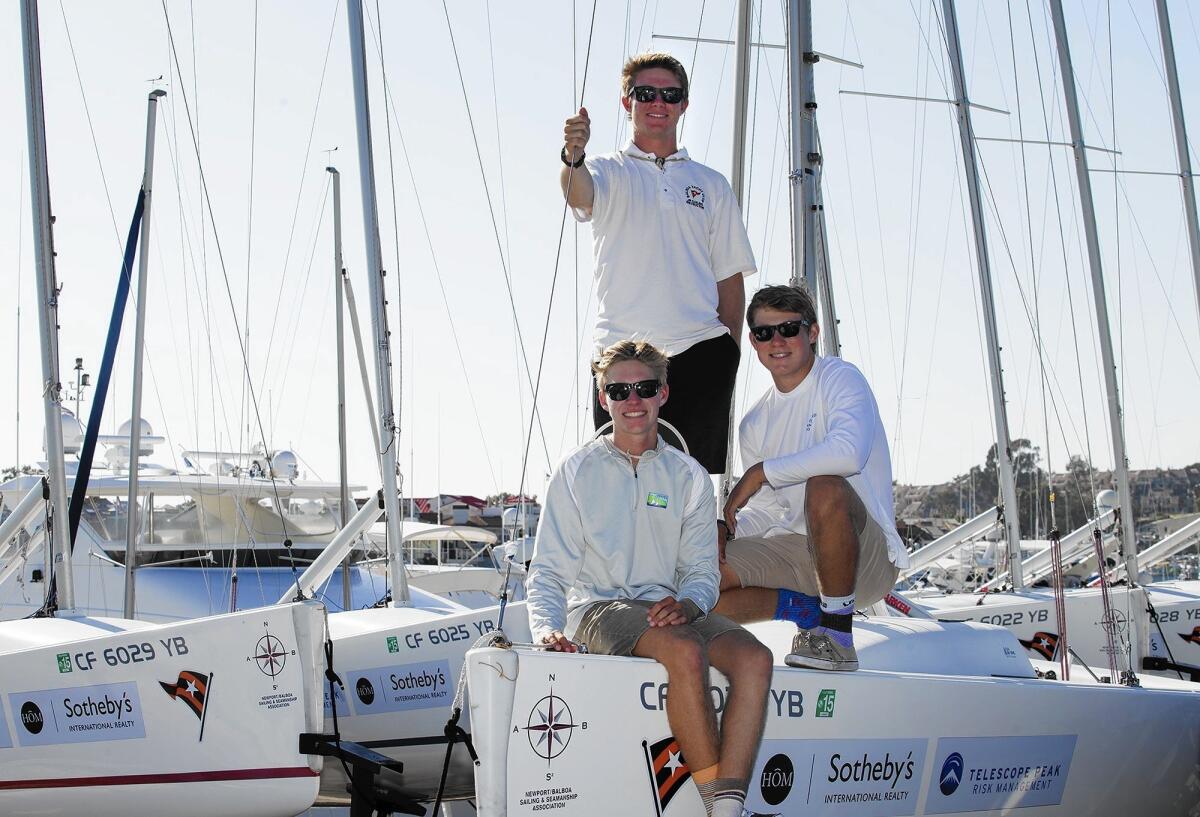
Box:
[774,589,822,629]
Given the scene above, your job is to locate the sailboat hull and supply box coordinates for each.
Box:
[467,619,1200,816]
[911,586,1149,673]
[0,601,325,817]
[1147,581,1200,678]
[317,602,532,803]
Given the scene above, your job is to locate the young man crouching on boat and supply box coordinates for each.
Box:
[715,285,910,671]
[526,339,772,817]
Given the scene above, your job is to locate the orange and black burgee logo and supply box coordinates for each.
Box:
[1018,632,1059,660]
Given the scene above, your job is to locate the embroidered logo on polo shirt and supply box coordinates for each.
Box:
[684,185,706,209]
[646,492,669,509]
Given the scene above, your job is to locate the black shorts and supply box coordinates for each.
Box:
[593,333,740,473]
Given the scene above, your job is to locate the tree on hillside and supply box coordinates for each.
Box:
[1,465,39,483]
[958,440,1046,534]
[1044,455,1097,533]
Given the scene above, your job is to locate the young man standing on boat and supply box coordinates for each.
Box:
[715,285,910,671]
[527,339,772,817]
[560,52,756,474]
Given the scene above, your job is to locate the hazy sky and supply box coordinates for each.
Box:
[3,0,1199,503]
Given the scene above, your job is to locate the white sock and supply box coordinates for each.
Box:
[819,592,855,614]
[712,793,747,817]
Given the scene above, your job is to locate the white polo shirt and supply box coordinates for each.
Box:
[574,141,756,358]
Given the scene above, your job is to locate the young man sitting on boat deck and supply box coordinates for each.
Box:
[715,285,911,671]
[527,339,772,817]
[560,52,756,474]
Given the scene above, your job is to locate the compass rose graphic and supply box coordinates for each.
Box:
[523,694,577,761]
[253,632,288,678]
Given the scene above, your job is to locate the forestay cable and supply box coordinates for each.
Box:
[361,6,504,492]
[438,0,594,486]
[160,1,302,592]
[508,0,601,509]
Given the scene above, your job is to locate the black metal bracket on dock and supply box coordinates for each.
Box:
[300,733,424,817]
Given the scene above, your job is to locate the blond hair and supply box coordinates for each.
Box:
[592,339,669,387]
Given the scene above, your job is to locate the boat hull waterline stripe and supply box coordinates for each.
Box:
[0,766,318,790]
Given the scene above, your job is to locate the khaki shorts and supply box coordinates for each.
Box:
[724,515,898,608]
[573,599,745,657]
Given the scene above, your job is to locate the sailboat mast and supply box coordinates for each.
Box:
[123,88,166,618]
[729,0,753,205]
[940,0,1024,587]
[1047,1,1137,581]
[328,166,353,611]
[20,0,74,612]
[1152,0,1200,337]
[785,0,839,357]
[345,0,410,606]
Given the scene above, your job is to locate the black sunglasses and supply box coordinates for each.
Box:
[629,85,686,105]
[750,320,811,343]
[604,379,662,401]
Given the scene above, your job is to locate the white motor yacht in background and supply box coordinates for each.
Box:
[0,422,516,622]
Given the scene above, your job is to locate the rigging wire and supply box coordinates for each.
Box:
[241,0,260,457]
[159,100,244,469]
[891,0,947,475]
[1100,0,1127,475]
[369,0,407,491]
[361,5,505,492]
[159,0,299,586]
[1005,0,1056,537]
[269,176,334,436]
[286,265,336,477]
[699,5,739,165]
[830,4,876,374]
[15,150,24,466]
[1109,179,1200,380]
[255,1,341,406]
[55,1,123,251]
[736,24,788,425]
[1025,0,1100,513]
[159,99,262,601]
[574,0,581,446]
[482,0,529,455]
[159,99,242,466]
[677,0,707,142]
[842,7,901,429]
[508,0,601,508]
[438,0,561,475]
[190,2,208,433]
[58,3,247,590]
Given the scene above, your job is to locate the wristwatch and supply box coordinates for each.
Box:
[561,146,585,168]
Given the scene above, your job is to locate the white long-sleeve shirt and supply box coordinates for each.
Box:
[525,436,719,643]
[736,355,910,569]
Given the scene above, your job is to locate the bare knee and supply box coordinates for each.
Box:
[659,633,707,679]
[736,640,774,686]
[805,475,851,523]
[715,635,774,688]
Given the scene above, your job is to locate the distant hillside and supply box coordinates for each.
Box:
[894,461,1200,541]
